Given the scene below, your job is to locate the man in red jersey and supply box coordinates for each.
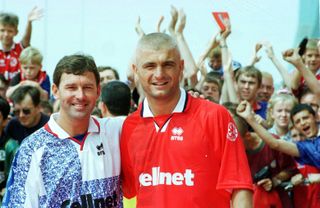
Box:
[120,32,253,208]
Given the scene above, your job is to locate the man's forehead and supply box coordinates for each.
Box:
[137,48,180,62]
[14,95,34,107]
[60,72,96,84]
[293,110,312,119]
[239,74,257,81]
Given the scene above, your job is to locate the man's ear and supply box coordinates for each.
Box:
[180,59,185,72]
[98,101,107,116]
[51,84,59,100]
[132,64,138,74]
[97,84,101,97]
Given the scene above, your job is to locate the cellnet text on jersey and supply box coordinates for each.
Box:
[139,167,195,186]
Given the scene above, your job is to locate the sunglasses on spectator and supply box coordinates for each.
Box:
[13,108,32,116]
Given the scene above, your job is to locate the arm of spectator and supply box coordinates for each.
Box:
[272,170,294,187]
[6,80,48,100]
[231,189,253,208]
[219,82,229,104]
[264,42,294,90]
[248,43,262,66]
[237,100,300,157]
[220,21,238,103]
[307,173,320,184]
[135,16,145,38]
[283,48,320,97]
[194,61,206,92]
[222,50,239,103]
[174,8,198,88]
[156,16,165,33]
[21,6,43,48]
[168,5,178,37]
[197,32,220,70]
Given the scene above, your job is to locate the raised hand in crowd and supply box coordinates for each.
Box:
[22,6,43,48]
[249,43,262,66]
[168,6,198,88]
[261,41,292,91]
[134,16,145,38]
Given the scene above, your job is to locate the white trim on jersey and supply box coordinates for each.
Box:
[142,88,187,118]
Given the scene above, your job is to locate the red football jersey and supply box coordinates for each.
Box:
[121,90,253,208]
[0,43,23,80]
[293,162,320,208]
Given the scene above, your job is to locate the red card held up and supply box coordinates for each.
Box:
[212,12,230,31]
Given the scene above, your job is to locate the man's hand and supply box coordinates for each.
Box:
[250,42,262,66]
[257,178,273,191]
[282,48,303,66]
[135,16,145,38]
[236,101,254,120]
[220,18,231,40]
[156,16,165,33]
[263,41,275,59]
[291,173,304,186]
[28,6,43,22]
[188,90,205,99]
[168,5,178,36]
[176,9,186,35]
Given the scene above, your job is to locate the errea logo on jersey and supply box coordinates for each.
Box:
[139,167,194,187]
[171,127,184,141]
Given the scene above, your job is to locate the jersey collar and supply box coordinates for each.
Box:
[44,113,100,139]
[141,88,188,118]
[0,42,17,52]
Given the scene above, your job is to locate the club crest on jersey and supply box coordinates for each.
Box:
[10,58,18,67]
[171,127,184,141]
[226,122,238,141]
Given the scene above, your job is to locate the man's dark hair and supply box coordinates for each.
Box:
[0,12,19,28]
[100,81,131,116]
[53,54,100,87]
[235,65,262,87]
[10,86,41,106]
[0,96,10,119]
[290,103,316,121]
[97,66,120,80]
[299,88,313,102]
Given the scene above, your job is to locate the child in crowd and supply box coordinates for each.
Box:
[6,46,50,100]
[0,7,42,81]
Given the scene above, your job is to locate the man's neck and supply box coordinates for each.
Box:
[1,42,14,52]
[25,112,42,129]
[56,113,90,137]
[275,125,288,137]
[147,91,181,117]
